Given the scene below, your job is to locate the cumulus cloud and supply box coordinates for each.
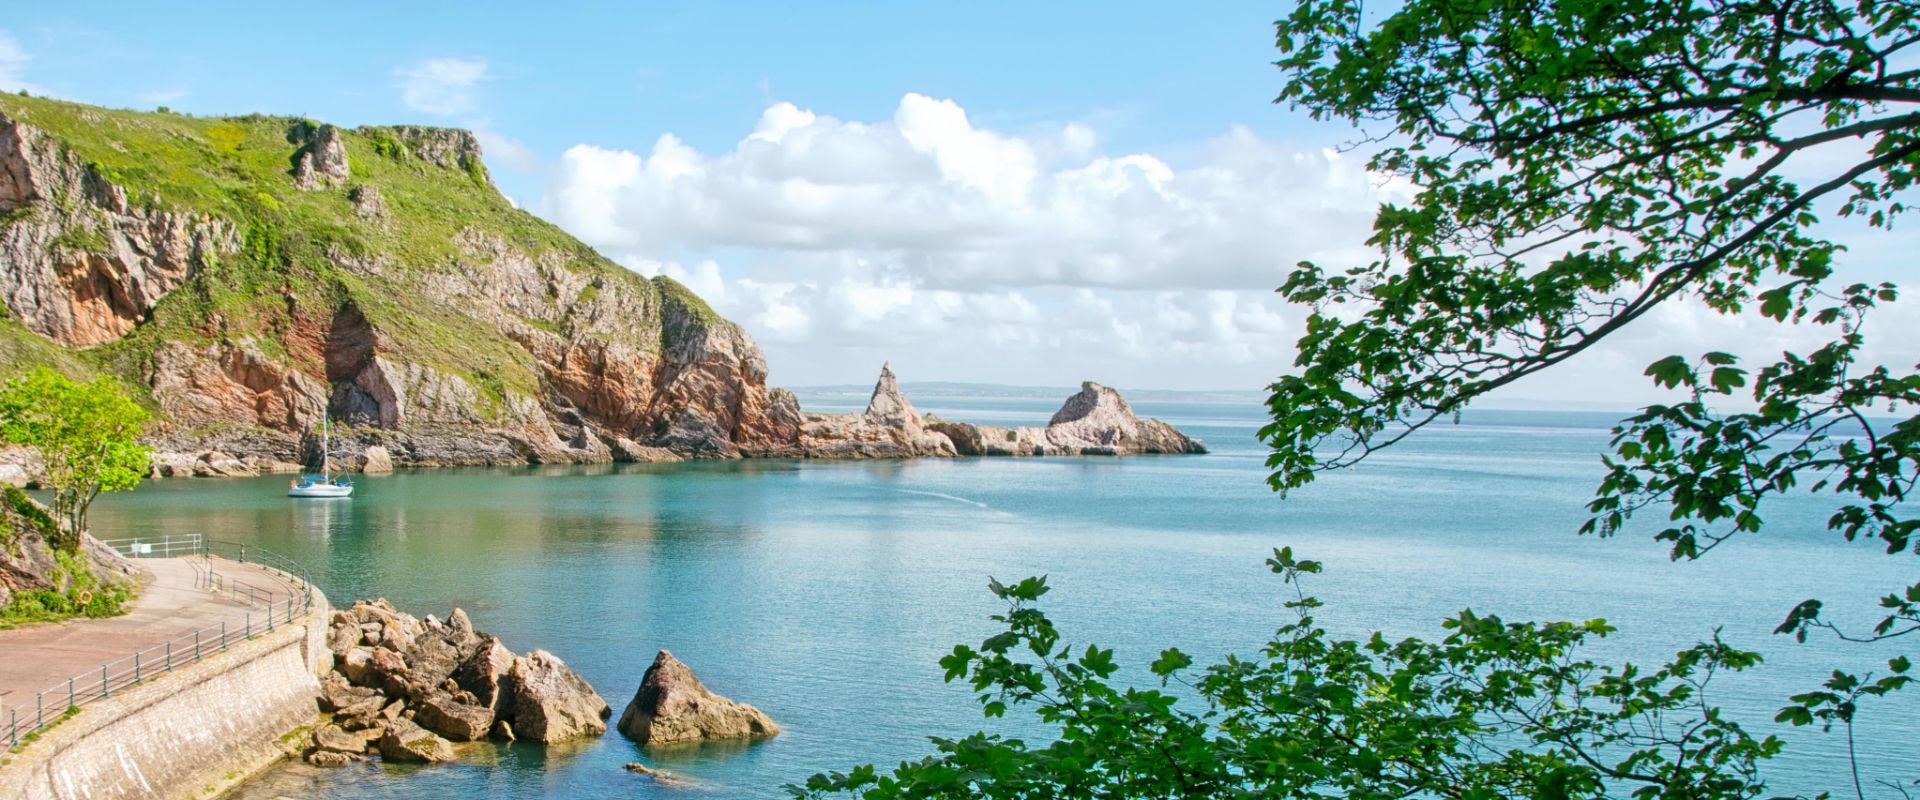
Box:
[540,92,1917,395]
[548,93,1407,293]
[394,57,489,116]
[473,128,540,173]
[540,93,1398,388]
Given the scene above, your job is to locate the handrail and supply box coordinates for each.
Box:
[1,536,320,750]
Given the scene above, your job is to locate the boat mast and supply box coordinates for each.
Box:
[322,416,331,479]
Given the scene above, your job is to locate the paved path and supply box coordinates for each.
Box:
[0,556,302,709]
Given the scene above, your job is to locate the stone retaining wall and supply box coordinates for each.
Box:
[0,589,331,800]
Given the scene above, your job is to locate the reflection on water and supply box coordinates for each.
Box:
[79,403,1916,799]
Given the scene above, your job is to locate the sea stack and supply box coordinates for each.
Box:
[617,650,781,745]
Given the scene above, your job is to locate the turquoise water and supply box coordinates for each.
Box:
[87,394,1916,798]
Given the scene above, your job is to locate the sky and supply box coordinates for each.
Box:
[2,2,1916,404]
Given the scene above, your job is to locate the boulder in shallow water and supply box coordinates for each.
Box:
[306,750,357,767]
[617,649,780,745]
[312,724,376,755]
[414,692,495,741]
[378,718,455,763]
[509,649,610,742]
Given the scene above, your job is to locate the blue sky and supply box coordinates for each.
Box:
[5,2,1308,206]
[3,3,1913,402]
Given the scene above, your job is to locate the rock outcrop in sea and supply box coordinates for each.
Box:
[800,367,1206,458]
[308,599,609,766]
[617,649,780,746]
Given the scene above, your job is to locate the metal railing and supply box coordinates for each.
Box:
[1,536,319,750]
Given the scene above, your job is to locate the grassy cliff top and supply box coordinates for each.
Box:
[0,93,707,408]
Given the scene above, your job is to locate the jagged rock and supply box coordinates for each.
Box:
[317,672,379,713]
[414,692,494,741]
[0,463,26,488]
[328,620,361,657]
[368,646,409,681]
[306,750,357,767]
[509,649,610,743]
[492,720,514,741]
[340,647,376,686]
[357,445,393,474]
[192,451,255,477]
[617,650,780,746]
[348,184,388,220]
[928,382,1207,457]
[453,634,516,714]
[378,718,455,763]
[293,123,350,190]
[798,364,957,458]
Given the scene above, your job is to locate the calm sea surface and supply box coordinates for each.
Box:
[84,392,1916,798]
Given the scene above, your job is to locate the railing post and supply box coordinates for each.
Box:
[101,665,108,699]
[36,691,42,728]
[221,620,228,650]
[133,652,141,684]
[9,708,15,748]
[195,629,201,661]
[67,677,73,708]
[165,641,172,672]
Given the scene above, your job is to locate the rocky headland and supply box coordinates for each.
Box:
[0,94,1204,480]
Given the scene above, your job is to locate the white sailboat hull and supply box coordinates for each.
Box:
[288,482,354,498]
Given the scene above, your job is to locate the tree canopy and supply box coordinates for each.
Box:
[0,367,150,548]
[797,0,1918,797]
[1260,0,1918,753]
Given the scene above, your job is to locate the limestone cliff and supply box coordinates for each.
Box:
[0,95,801,467]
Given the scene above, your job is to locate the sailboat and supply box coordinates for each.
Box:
[289,416,355,498]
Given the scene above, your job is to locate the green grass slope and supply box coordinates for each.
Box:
[0,92,678,408]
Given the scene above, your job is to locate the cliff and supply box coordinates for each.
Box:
[0,94,1200,471]
[0,94,800,467]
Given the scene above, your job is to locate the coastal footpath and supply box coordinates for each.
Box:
[0,572,331,800]
[0,94,1202,475]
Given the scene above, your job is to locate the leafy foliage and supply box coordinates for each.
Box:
[0,367,150,547]
[1258,0,1920,763]
[793,551,1782,799]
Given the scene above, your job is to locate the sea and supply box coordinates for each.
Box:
[80,388,1916,799]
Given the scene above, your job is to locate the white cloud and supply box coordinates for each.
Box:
[0,31,42,94]
[545,93,1408,293]
[394,57,489,116]
[473,128,539,173]
[538,92,1918,395]
[538,93,1389,387]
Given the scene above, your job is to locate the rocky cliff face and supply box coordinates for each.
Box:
[0,96,803,469]
[0,112,240,348]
